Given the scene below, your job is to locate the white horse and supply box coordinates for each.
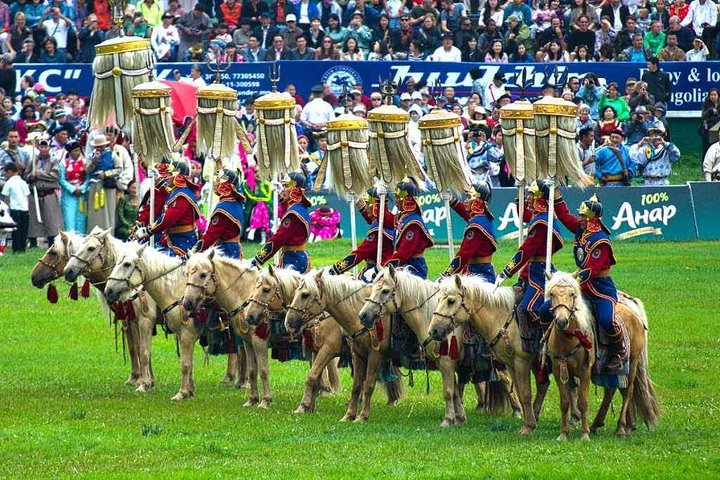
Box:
[358,266,521,426]
[59,228,158,392]
[102,242,199,401]
[244,265,343,413]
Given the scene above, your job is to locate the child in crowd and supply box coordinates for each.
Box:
[1,162,30,253]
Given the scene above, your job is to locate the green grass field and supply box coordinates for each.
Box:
[1,240,719,479]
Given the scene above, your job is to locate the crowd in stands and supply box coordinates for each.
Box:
[0,0,718,63]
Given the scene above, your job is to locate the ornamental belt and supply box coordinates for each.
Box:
[219,236,240,243]
[168,224,194,233]
[282,244,306,252]
[469,255,492,264]
[529,256,546,262]
[593,269,611,278]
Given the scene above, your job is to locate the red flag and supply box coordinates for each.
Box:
[159,80,199,125]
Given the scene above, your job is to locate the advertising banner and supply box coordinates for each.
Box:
[688,181,720,239]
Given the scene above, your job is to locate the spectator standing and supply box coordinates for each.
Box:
[78,14,105,63]
[86,134,122,232]
[300,84,333,139]
[177,4,211,62]
[0,54,15,96]
[596,105,621,143]
[593,128,635,185]
[641,57,672,106]
[24,139,63,247]
[115,181,139,241]
[0,130,30,171]
[254,13,279,49]
[629,129,681,185]
[58,141,87,234]
[576,126,596,177]
[700,88,720,157]
[685,36,709,59]
[702,138,720,180]
[484,72,507,111]
[1,162,29,253]
[658,33,687,60]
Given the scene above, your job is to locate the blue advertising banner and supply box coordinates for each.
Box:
[308,185,698,242]
[688,181,720,239]
[17,60,716,116]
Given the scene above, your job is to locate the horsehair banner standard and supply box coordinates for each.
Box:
[24,61,718,116]
[307,184,709,241]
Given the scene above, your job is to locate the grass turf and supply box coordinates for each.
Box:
[0,239,718,479]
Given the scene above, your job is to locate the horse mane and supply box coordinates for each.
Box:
[386,268,440,319]
[546,271,594,337]
[304,271,367,309]
[137,244,185,295]
[265,267,303,302]
[213,254,254,273]
[53,231,85,257]
[441,275,517,312]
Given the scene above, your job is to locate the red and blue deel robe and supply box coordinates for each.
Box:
[383,209,433,279]
[137,177,168,245]
[500,207,563,322]
[549,199,620,335]
[254,203,311,273]
[441,200,498,282]
[331,203,395,279]
[150,186,200,256]
[200,198,245,259]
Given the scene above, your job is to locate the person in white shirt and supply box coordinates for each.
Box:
[300,84,334,142]
[576,126,596,177]
[42,8,72,51]
[430,33,463,61]
[1,162,30,253]
[180,64,207,87]
[703,139,720,180]
[151,13,181,61]
[681,0,718,36]
[686,36,710,60]
[484,73,508,111]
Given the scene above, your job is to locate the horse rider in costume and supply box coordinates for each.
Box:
[441,181,498,282]
[136,161,200,257]
[197,169,245,258]
[135,158,171,245]
[329,187,395,280]
[382,177,433,279]
[252,172,311,273]
[495,179,564,323]
[549,193,626,370]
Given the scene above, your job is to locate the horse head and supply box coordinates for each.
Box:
[246,265,285,326]
[285,270,325,334]
[359,265,401,328]
[429,275,473,341]
[31,231,72,288]
[546,271,582,332]
[182,248,218,313]
[63,227,112,282]
[103,243,148,304]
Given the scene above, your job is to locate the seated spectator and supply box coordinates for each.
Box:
[305,17,325,49]
[341,36,364,60]
[599,81,631,121]
[407,39,426,60]
[462,37,484,61]
[600,0,630,32]
[270,0,294,27]
[536,15,565,51]
[316,36,340,59]
[572,44,592,61]
[242,0,269,29]
[597,43,615,60]
[480,0,504,30]
[221,43,245,62]
[619,33,652,60]
[595,17,617,55]
[652,103,672,140]
[392,15,417,58]
[151,13,180,61]
[233,19,254,48]
[545,39,571,61]
[596,105,621,143]
[253,13,279,49]
[479,18,503,53]
[659,33,687,60]
[264,35,293,60]
[702,138,720,180]
[417,14,440,55]
[614,16,642,55]
[636,7,652,33]
[431,32,462,61]
[567,14,597,56]
[504,0,532,26]
[685,36,709,60]
[14,39,38,63]
[667,14,695,50]
[509,43,534,62]
[454,16,477,52]
[623,105,658,145]
[373,14,393,44]
[669,0,689,21]
[485,39,509,62]
[644,20,666,56]
[576,104,598,131]
[280,14,306,49]
[368,39,393,60]
[346,12,373,55]
[681,0,718,57]
[503,15,531,54]
[439,0,467,33]
[39,37,66,64]
[220,0,242,30]
[292,36,315,59]
[243,34,266,62]
[326,14,348,47]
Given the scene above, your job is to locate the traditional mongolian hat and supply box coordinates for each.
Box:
[579,193,611,234]
[215,168,246,201]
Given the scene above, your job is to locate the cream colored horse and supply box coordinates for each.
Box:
[59,228,158,392]
[102,242,200,401]
[244,265,342,413]
[429,275,551,435]
[285,271,404,423]
[547,271,660,437]
[545,272,596,441]
[358,266,521,426]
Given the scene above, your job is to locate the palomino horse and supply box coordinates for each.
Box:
[244,265,343,414]
[429,275,551,435]
[286,270,404,423]
[547,271,659,437]
[358,266,521,426]
[545,272,596,441]
[101,242,200,401]
[55,228,158,392]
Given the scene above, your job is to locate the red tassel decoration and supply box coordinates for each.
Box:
[449,336,459,360]
[115,301,126,321]
[69,282,79,301]
[198,308,208,325]
[374,319,384,342]
[81,279,91,298]
[439,339,449,356]
[302,328,314,352]
[47,284,58,304]
[254,322,270,340]
[575,331,593,350]
[125,301,136,321]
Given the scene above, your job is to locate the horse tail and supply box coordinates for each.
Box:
[379,365,406,406]
[632,318,660,428]
[484,378,511,415]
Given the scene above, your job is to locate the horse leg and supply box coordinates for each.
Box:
[355,351,382,423]
[124,319,140,385]
[325,357,341,394]
[253,337,272,409]
[569,385,582,426]
[135,313,155,393]
[591,387,615,434]
[341,350,366,422]
[297,344,334,414]
[221,353,238,385]
[453,379,466,425]
[171,327,197,401]
[617,358,639,436]
[242,339,259,407]
[474,382,486,410]
[513,359,537,435]
[438,359,457,427]
[236,347,249,389]
[555,367,570,442]
[498,370,522,418]
[532,367,550,422]
[578,366,592,441]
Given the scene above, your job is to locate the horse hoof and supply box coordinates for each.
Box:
[243,398,259,408]
[590,423,603,435]
[556,433,568,442]
[519,426,534,436]
[441,418,455,427]
[258,400,271,409]
[615,427,627,437]
[339,414,355,422]
[580,433,591,442]
[135,384,148,393]
[294,405,309,414]
[353,416,368,424]
[125,376,139,386]
[235,381,250,390]
[455,415,467,425]
[513,409,522,419]
[171,391,190,402]
[219,374,236,385]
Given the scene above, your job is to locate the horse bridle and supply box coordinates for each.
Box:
[433,287,477,333]
[38,250,66,279]
[69,234,111,275]
[286,278,327,329]
[184,260,219,304]
[246,271,289,319]
[548,284,579,332]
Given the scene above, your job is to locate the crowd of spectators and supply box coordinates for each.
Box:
[0,0,717,63]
